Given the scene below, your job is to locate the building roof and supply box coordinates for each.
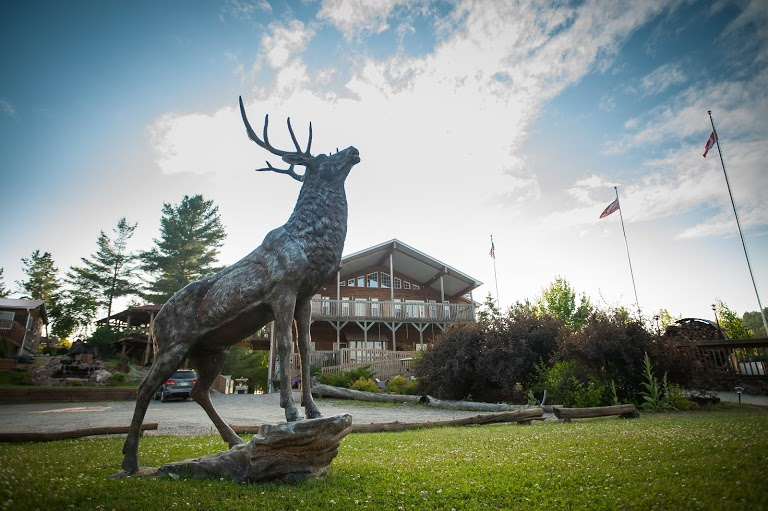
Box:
[339,239,483,299]
[96,304,163,326]
[0,298,48,324]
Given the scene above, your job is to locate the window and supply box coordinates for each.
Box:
[413,284,419,290]
[357,276,365,287]
[367,272,378,288]
[348,279,355,287]
[394,278,402,289]
[339,280,346,286]
[404,281,411,290]
[381,272,391,288]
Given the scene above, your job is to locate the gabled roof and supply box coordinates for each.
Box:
[0,298,48,324]
[96,304,163,326]
[340,239,482,298]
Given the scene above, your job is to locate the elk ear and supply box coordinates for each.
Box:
[282,154,311,166]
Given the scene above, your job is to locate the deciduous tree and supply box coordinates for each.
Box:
[714,299,752,339]
[742,308,767,338]
[141,194,226,303]
[536,276,592,329]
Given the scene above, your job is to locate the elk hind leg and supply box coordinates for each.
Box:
[120,345,186,474]
[189,347,243,447]
[275,298,302,421]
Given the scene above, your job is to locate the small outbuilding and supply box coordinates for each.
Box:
[0,298,48,359]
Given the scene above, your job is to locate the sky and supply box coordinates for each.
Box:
[1,0,767,324]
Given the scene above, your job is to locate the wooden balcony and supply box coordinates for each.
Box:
[290,348,416,380]
[310,298,474,323]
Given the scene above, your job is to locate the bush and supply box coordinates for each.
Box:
[10,369,33,385]
[387,375,418,395]
[533,360,608,407]
[350,377,379,393]
[107,371,128,386]
[414,302,560,402]
[317,366,376,389]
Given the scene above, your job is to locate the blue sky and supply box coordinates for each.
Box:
[1,0,766,324]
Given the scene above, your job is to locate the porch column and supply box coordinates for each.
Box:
[390,253,396,351]
[440,275,445,302]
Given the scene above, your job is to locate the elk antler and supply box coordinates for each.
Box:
[239,96,312,182]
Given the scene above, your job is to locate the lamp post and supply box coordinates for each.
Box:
[711,303,721,329]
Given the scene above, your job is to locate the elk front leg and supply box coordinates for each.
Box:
[295,299,321,419]
[275,297,302,422]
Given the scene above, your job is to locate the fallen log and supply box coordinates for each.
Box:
[0,423,158,442]
[311,383,421,403]
[312,383,532,412]
[230,408,544,435]
[553,404,640,421]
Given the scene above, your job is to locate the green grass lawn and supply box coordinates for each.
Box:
[1,405,766,510]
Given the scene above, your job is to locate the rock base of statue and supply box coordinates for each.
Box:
[155,414,352,484]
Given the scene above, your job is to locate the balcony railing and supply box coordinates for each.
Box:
[310,298,474,323]
[289,349,416,380]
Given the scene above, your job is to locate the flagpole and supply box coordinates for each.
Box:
[615,186,641,315]
[708,111,768,336]
[490,234,500,307]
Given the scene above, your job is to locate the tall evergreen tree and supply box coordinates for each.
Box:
[141,194,226,303]
[0,268,8,297]
[67,217,138,318]
[18,250,61,336]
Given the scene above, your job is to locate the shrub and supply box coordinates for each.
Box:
[107,371,128,386]
[414,302,560,402]
[317,366,376,389]
[10,369,33,385]
[387,375,418,395]
[350,377,379,393]
[533,360,608,407]
[639,352,673,412]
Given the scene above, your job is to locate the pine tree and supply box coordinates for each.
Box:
[18,250,61,337]
[141,194,226,303]
[0,268,8,297]
[67,217,138,318]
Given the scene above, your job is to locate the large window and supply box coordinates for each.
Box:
[381,272,391,288]
[394,278,402,289]
[367,272,378,288]
[357,276,365,287]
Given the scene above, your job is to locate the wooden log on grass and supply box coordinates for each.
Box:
[230,408,544,435]
[0,423,158,442]
[553,404,640,421]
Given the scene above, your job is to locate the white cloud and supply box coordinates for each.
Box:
[219,0,272,23]
[0,98,15,117]
[637,63,687,96]
[261,20,315,68]
[317,0,405,41]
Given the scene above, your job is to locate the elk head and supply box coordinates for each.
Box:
[239,96,360,187]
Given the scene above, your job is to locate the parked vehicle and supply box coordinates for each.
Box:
[154,370,197,402]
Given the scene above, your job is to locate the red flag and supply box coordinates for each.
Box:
[599,198,619,219]
[703,130,717,157]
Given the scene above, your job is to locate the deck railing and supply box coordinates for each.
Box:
[687,338,768,378]
[289,349,417,380]
[310,298,474,323]
[0,320,27,347]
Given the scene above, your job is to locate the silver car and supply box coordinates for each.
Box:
[154,369,197,402]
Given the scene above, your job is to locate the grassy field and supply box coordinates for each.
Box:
[1,404,766,510]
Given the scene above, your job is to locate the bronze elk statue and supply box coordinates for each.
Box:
[119,97,360,475]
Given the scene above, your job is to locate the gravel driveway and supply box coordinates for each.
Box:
[0,392,485,436]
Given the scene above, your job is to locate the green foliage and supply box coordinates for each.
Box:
[50,286,100,339]
[476,293,501,322]
[666,383,699,411]
[317,366,376,388]
[609,380,620,406]
[141,194,227,303]
[221,348,268,393]
[0,267,7,296]
[67,217,139,318]
[534,360,607,407]
[639,353,674,412]
[350,377,380,393]
[386,375,418,395]
[17,250,60,303]
[714,298,752,339]
[107,371,128,386]
[9,368,33,385]
[742,308,767,338]
[536,276,592,330]
[84,326,122,358]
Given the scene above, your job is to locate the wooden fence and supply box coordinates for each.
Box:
[686,338,768,379]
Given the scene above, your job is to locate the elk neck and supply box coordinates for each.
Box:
[284,180,348,251]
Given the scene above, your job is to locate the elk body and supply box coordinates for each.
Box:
[119,97,360,475]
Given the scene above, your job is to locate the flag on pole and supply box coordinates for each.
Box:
[599,198,620,219]
[489,237,495,259]
[703,130,717,157]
